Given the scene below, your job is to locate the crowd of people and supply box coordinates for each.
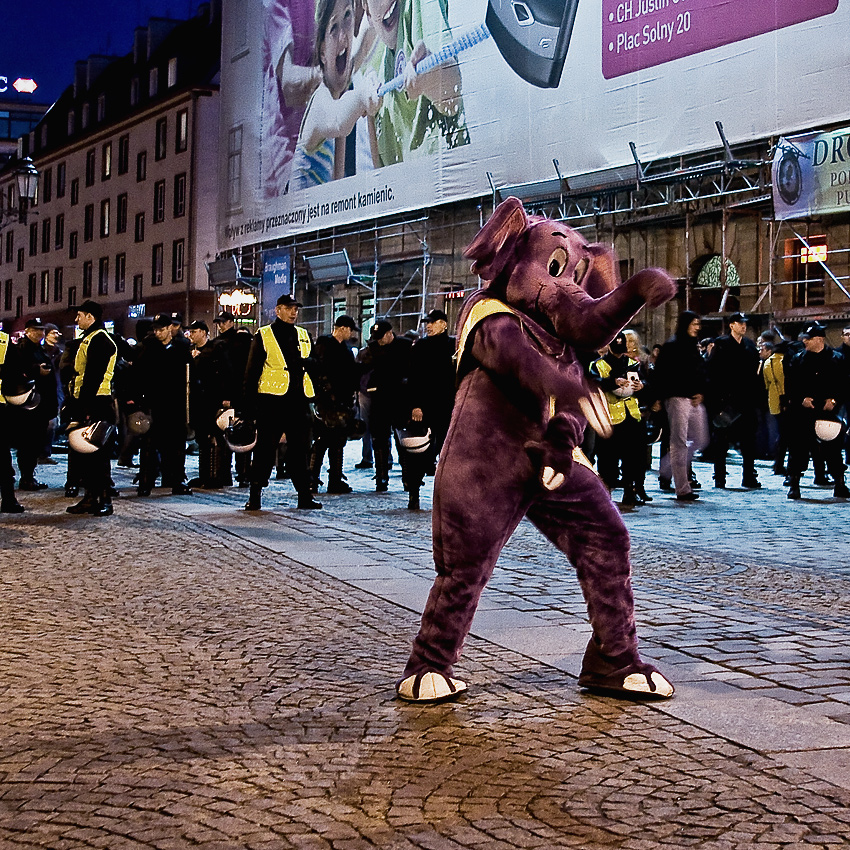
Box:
[0,296,456,516]
[1,299,848,518]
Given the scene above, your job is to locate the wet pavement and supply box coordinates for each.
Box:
[1,447,849,848]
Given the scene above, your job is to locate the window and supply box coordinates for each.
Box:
[172,238,185,282]
[53,267,63,303]
[40,269,50,304]
[81,103,90,129]
[85,149,96,186]
[132,273,143,302]
[102,142,112,180]
[41,218,51,253]
[97,94,106,122]
[118,135,130,174]
[16,295,23,318]
[4,279,11,312]
[67,110,75,135]
[152,243,163,286]
[168,57,178,88]
[29,222,38,256]
[136,150,147,181]
[69,231,78,260]
[155,118,167,161]
[68,286,77,308]
[130,78,139,106]
[5,231,13,264]
[173,173,186,218]
[42,167,53,203]
[176,109,188,153]
[40,124,47,148]
[70,178,79,206]
[56,163,66,198]
[134,212,145,243]
[17,247,24,272]
[82,261,93,298]
[228,125,243,208]
[84,204,94,242]
[115,253,126,293]
[27,273,36,306]
[149,67,158,98]
[153,180,166,222]
[116,193,128,234]
[100,199,110,238]
[55,214,65,250]
[98,257,109,296]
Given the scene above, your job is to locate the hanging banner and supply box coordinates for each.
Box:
[261,247,291,321]
[773,127,850,220]
[219,0,848,249]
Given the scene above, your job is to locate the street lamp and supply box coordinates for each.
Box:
[1,156,39,229]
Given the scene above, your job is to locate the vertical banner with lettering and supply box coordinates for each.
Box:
[261,248,291,324]
[773,128,850,220]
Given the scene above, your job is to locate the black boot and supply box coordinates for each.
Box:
[374,447,390,492]
[407,488,421,510]
[244,483,262,511]
[621,486,638,507]
[66,494,98,514]
[91,495,114,516]
[297,492,323,509]
[834,480,850,499]
[634,484,652,503]
[787,477,801,500]
[1,499,25,513]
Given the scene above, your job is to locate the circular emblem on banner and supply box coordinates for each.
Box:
[777,149,803,205]
[394,50,406,81]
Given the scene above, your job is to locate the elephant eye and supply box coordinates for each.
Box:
[573,257,589,284]
[548,248,568,277]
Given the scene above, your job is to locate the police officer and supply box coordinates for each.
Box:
[0,325,26,513]
[785,322,849,500]
[66,300,118,516]
[310,314,359,494]
[243,294,321,510]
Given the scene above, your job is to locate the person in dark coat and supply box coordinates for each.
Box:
[705,312,763,489]
[653,310,709,501]
[187,320,235,488]
[310,315,360,494]
[135,314,193,496]
[784,322,848,500]
[11,318,59,490]
[0,326,26,513]
[242,294,321,511]
[214,311,253,486]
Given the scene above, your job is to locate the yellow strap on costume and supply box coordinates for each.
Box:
[73,328,116,398]
[257,324,315,398]
[0,331,8,405]
[456,297,520,371]
[592,357,641,424]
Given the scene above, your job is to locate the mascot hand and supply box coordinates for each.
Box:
[525,412,582,490]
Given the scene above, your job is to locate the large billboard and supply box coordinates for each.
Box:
[219,0,847,250]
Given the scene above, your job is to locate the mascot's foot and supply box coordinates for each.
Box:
[579,641,674,700]
[396,671,468,704]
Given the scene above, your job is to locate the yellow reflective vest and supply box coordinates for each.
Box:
[593,356,641,425]
[0,331,8,405]
[257,324,315,398]
[73,328,117,398]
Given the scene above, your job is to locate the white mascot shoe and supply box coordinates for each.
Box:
[396,671,468,703]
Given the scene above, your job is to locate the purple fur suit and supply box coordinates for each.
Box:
[398,197,678,702]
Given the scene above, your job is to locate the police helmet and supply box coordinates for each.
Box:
[126,410,152,435]
[67,421,117,454]
[216,407,237,431]
[814,415,847,442]
[224,418,257,452]
[396,422,432,454]
[3,381,40,410]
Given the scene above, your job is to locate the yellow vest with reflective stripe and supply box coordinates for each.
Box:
[257,324,315,398]
[0,331,8,405]
[593,357,641,425]
[73,328,116,398]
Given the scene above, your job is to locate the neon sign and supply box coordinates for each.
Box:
[0,77,38,94]
[801,244,828,264]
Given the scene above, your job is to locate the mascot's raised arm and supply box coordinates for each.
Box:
[396,196,678,704]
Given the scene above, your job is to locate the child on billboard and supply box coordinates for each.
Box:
[363,0,469,166]
[291,0,382,189]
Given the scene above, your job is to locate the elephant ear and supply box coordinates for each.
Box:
[582,243,622,298]
[464,197,529,281]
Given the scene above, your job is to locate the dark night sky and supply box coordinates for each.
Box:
[1,0,198,106]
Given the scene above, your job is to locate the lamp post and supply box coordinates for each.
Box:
[1,156,39,230]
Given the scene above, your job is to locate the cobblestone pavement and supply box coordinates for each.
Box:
[1,448,849,849]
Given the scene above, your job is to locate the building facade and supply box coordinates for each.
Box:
[0,2,221,340]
